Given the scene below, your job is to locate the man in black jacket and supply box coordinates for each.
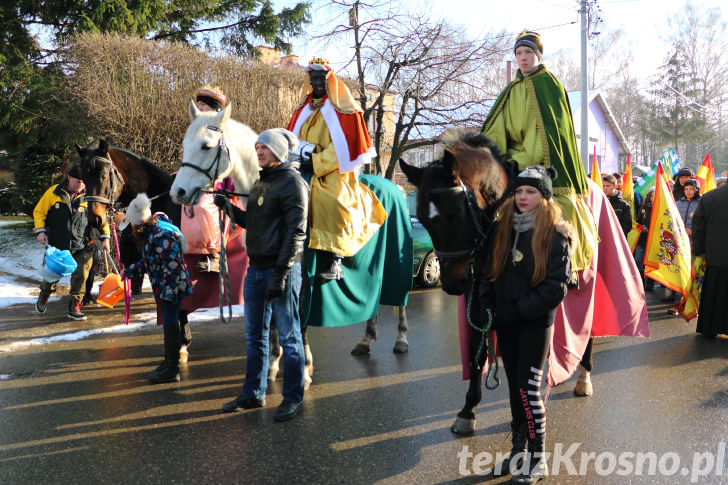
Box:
[691,184,728,337]
[601,174,632,237]
[215,128,309,422]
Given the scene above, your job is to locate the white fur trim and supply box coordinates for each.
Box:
[126,193,152,226]
[292,100,374,174]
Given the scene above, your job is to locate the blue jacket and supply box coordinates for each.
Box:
[124,213,192,303]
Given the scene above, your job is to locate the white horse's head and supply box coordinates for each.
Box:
[172,101,259,206]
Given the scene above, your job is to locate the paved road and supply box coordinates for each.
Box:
[1,286,726,484]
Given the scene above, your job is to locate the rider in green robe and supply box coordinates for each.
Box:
[483,31,597,271]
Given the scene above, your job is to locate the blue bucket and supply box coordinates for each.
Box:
[44,246,77,278]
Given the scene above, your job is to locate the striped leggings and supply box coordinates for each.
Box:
[497,324,553,439]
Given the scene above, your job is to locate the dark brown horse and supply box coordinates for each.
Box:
[76,139,179,229]
[400,129,512,436]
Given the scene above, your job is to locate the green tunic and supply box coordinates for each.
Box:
[483,64,597,271]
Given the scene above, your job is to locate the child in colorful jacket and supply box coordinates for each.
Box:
[123,193,193,383]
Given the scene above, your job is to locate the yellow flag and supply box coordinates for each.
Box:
[590,146,602,189]
[678,255,706,322]
[695,154,717,194]
[626,221,643,254]
[621,156,635,213]
[644,163,692,296]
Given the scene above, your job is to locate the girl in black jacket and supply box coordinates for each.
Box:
[480,166,574,484]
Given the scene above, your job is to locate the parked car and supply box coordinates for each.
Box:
[405,192,439,287]
[411,216,440,288]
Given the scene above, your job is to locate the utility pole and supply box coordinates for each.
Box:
[580,0,589,168]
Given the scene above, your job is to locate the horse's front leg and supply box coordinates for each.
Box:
[393,305,409,354]
[451,326,486,436]
[351,314,378,355]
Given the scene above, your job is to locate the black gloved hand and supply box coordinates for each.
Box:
[213,193,227,210]
[264,271,288,301]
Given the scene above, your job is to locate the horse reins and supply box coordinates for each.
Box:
[428,178,500,389]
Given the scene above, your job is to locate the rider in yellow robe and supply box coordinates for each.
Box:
[483,31,597,271]
[288,58,387,279]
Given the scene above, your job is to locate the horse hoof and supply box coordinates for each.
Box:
[351,343,371,355]
[393,341,409,354]
[574,378,593,397]
[450,417,475,436]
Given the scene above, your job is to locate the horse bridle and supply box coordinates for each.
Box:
[84,155,125,208]
[179,125,230,187]
[427,180,490,263]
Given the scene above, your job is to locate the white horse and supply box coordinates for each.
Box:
[171,101,259,207]
[174,101,411,386]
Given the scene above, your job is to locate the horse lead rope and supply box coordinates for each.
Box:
[465,272,500,390]
[110,222,131,325]
[216,202,234,324]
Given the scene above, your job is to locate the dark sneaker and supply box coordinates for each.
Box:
[273,400,302,422]
[36,290,51,313]
[67,299,87,321]
[82,294,96,306]
[147,360,180,383]
[222,395,266,413]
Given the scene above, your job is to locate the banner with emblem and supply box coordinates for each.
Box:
[635,148,681,198]
[678,255,706,322]
[643,163,692,296]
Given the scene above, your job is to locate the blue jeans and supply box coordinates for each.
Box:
[634,245,645,278]
[161,300,181,328]
[242,264,305,403]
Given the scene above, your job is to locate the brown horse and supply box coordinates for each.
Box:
[76,139,179,229]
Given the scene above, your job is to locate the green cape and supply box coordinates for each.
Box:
[482,64,588,195]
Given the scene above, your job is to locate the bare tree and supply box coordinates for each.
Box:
[319,1,510,178]
[665,3,728,168]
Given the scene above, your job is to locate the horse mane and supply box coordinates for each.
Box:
[109,146,173,185]
[437,129,508,209]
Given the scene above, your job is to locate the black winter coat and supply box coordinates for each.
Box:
[479,222,573,331]
[691,184,728,268]
[607,191,632,237]
[229,163,309,272]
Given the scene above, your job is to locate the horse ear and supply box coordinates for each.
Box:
[189,99,201,121]
[399,158,423,187]
[75,142,83,157]
[98,139,108,154]
[218,102,232,124]
[442,149,456,175]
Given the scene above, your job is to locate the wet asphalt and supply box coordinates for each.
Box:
[0,285,727,484]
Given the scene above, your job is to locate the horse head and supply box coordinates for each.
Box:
[400,129,508,295]
[76,139,124,229]
[172,101,234,205]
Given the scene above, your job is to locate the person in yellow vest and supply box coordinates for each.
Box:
[287,58,387,280]
[33,164,111,320]
[482,31,597,272]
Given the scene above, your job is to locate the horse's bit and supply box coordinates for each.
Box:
[179,125,230,187]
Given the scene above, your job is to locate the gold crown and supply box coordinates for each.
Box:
[308,57,330,66]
